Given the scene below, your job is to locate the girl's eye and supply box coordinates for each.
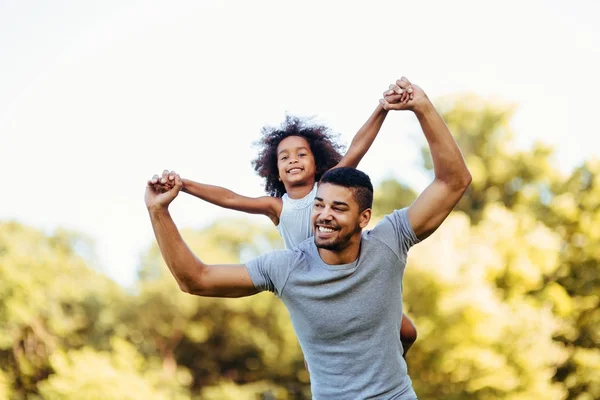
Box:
[281,156,288,161]
[314,203,323,208]
[299,153,306,157]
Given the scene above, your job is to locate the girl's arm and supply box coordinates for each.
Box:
[335,103,388,169]
[181,179,282,226]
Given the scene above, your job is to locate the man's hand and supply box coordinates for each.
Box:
[145,170,183,211]
[149,169,178,193]
[379,76,430,112]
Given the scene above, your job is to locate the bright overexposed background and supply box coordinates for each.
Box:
[1,0,598,288]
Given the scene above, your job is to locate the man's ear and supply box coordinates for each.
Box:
[359,208,372,229]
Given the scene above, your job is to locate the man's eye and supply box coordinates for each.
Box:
[314,203,323,208]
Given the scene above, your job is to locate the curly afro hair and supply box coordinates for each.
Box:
[252,114,345,197]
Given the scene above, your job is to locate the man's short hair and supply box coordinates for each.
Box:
[319,167,374,212]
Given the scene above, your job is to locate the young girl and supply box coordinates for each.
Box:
[153,97,418,356]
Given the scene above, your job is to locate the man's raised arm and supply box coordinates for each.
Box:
[145,171,258,298]
[381,77,472,240]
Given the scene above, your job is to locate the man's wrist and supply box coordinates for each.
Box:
[412,97,434,116]
[180,178,190,193]
[147,204,170,217]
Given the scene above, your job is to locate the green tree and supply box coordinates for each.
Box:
[37,338,190,400]
[540,160,600,399]
[403,209,567,399]
[0,221,189,399]
[424,95,559,223]
[428,95,600,399]
[0,222,119,394]
[372,178,417,219]
[0,369,11,399]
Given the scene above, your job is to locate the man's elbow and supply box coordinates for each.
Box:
[445,169,471,193]
[177,280,195,294]
[177,276,210,295]
[171,267,207,295]
[459,170,472,191]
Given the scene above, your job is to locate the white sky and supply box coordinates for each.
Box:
[1,0,598,288]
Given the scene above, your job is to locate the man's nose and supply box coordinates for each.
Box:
[319,207,334,220]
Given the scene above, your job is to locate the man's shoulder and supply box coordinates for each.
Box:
[363,207,414,249]
[295,236,316,254]
[267,238,313,261]
[367,208,409,231]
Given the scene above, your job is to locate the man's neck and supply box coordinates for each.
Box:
[285,178,316,199]
[317,235,362,265]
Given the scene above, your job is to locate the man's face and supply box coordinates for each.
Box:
[276,135,317,186]
[311,183,370,251]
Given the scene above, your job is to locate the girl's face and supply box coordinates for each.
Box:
[276,135,317,187]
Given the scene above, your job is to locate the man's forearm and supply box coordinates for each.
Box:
[339,104,388,168]
[414,101,471,188]
[148,207,205,292]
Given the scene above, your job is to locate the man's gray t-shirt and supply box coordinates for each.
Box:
[246,208,420,399]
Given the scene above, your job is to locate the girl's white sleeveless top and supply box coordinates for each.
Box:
[276,183,318,249]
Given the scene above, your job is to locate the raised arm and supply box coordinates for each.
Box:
[334,103,388,169]
[381,77,472,240]
[145,173,258,298]
[152,171,282,225]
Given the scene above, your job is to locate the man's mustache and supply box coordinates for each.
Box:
[315,222,340,229]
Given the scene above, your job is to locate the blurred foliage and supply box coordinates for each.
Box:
[1,95,598,399]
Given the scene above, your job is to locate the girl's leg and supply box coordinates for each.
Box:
[400,313,417,357]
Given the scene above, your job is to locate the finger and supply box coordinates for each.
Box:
[149,180,162,189]
[151,174,159,184]
[157,183,172,192]
[165,174,183,196]
[379,98,390,110]
[148,180,168,193]
[383,89,395,97]
[174,174,183,189]
[396,76,412,90]
[384,94,403,104]
[168,170,177,181]
[160,170,171,184]
[400,91,408,103]
[381,97,405,111]
[389,83,403,94]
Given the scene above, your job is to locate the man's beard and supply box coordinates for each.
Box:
[314,224,361,251]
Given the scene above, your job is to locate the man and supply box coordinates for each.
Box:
[145,77,472,399]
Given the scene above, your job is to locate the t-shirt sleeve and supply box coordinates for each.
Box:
[245,249,296,296]
[370,207,421,258]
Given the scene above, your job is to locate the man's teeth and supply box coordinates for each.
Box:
[318,226,335,233]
